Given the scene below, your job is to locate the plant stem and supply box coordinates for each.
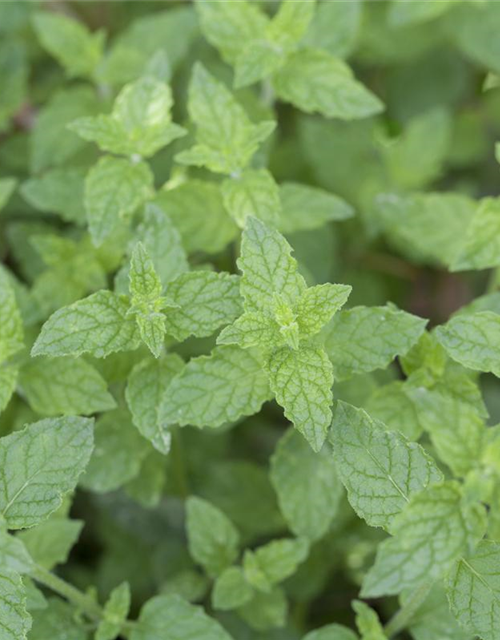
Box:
[383,581,432,638]
[31,566,103,622]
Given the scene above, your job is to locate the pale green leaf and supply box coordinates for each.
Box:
[20,169,86,225]
[243,537,309,592]
[435,311,500,377]
[32,11,104,78]
[164,272,242,342]
[452,197,500,271]
[238,216,306,315]
[389,0,457,26]
[270,428,342,541]
[159,345,270,428]
[131,594,232,640]
[325,306,427,380]
[19,356,116,416]
[0,365,18,415]
[186,496,240,578]
[0,416,94,529]
[212,567,253,611]
[296,283,351,339]
[222,169,281,227]
[267,346,333,452]
[365,381,423,441]
[32,291,140,359]
[0,269,24,364]
[18,518,82,570]
[125,355,184,454]
[0,177,16,213]
[331,402,442,530]
[125,450,167,509]
[0,569,31,640]
[234,42,283,89]
[96,582,131,640]
[195,0,269,65]
[155,181,238,255]
[175,63,275,174]
[362,482,487,597]
[80,409,149,494]
[404,584,471,640]
[29,599,87,640]
[353,600,386,640]
[0,532,34,575]
[217,311,280,351]
[85,156,154,246]
[302,0,361,59]
[237,586,287,631]
[447,540,500,640]
[273,49,383,120]
[267,0,316,51]
[278,182,354,233]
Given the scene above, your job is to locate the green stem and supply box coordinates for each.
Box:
[30,566,103,622]
[383,581,432,638]
[171,427,190,499]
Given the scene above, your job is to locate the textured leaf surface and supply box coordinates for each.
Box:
[0,269,24,363]
[126,355,184,454]
[273,49,383,120]
[0,569,31,640]
[296,283,351,339]
[331,402,442,530]
[435,311,500,377]
[362,482,487,597]
[164,272,242,342]
[267,346,333,452]
[452,198,500,271]
[222,169,281,227]
[270,428,342,541]
[160,346,270,428]
[447,540,500,640]
[0,416,94,529]
[96,582,131,640]
[238,216,305,314]
[131,594,232,640]
[19,356,116,416]
[325,306,427,380]
[85,156,153,246]
[186,497,240,578]
[212,567,253,611]
[243,537,309,592]
[32,291,140,358]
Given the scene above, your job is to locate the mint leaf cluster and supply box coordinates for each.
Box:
[2,2,500,640]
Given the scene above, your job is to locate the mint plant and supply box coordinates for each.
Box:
[2,1,500,639]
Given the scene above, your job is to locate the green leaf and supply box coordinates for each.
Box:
[331,402,442,530]
[186,496,240,578]
[0,269,24,363]
[435,311,500,377]
[19,356,116,416]
[18,517,83,570]
[32,291,140,359]
[80,409,149,494]
[70,76,185,158]
[85,156,154,247]
[0,365,18,416]
[32,11,104,78]
[125,354,184,454]
[175,63,275,174]
[362,482,487,597]
[0,532,34,575]
[131,594,233,640]
[238,216,306,315]
[303,625,358,640]
[243,537,309,592]
[452,197,500,271]
[222,169,281,227]
[389,0,457,26]
[129,242,174,358]
[447,540,500,640]
[96,582,131,640]
[195,0,269,65]
[366,381,424,441]
[237,586,287,631]
[217,311,281,351]
[0,177,17,213]
[353,600,386,640]
[0,416,94,529]
[159,345,270,428]
[234,42,283,89]
[404,584,471,640]
[29,599,87,640]
[267,346,334,452]
[20,169,86,225]
[212,567,253,611]
[302,0,361,59]
[0,569,31,640]
[273,49,383,120]
[278,182,354,233]
[267,0,316,51]
[324,306,427,380]
[296,283,351,339]
[270,428,342,541]
[155,181,238,255]
[164,272,242,342]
